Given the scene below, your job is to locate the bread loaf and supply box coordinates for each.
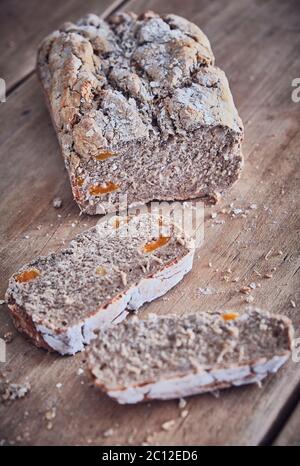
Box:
[37,11,244,215]
[88,309,293,403]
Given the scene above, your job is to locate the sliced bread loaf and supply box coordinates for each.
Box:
[88,309,293,403]
[37,11,244,215]
[5,214,194,355]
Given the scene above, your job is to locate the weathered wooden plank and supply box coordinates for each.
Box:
[0,0,126,92]
[0,0,299,446]
[273,402,300,446]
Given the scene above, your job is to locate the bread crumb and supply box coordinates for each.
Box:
[56,382,62,389]
[181,410,189,419]
[0,299,6,305]
[3,332,13,343]
[52,197,62,209]
[45,407,56,421]
[245,295,254,303]
[162,420,176,431]
[214,219,225,225]
[222,275,230,282]
[77,368,84,375]
[197,287,215,296]
[290,300,296,308]
[231,208,243,216]
[144,434,154,444]
[240,286,251,295]
[211,212,217,219]
[178,398,187,409]
[103,428,114,438]
[120,271,127,287]
[264,273,273,279]
[249,204,257,210]
[1,382,30,401]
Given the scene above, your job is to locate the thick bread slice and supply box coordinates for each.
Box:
[88,309,293,403]
[37,11,244,215]
[5,214,194,355]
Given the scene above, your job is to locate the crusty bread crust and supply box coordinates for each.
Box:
[8,303,53,351]
[37,11,244,215]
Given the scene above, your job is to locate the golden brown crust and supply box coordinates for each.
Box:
[8,303,53,352]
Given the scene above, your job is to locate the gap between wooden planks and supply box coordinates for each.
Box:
[0,0,300,446]
[273,401,300,446]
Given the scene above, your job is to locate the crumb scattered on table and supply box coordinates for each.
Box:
[1,382,30,402]
[161,419,176,431]
[52,197,62,209]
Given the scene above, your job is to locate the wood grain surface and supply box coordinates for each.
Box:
[0,0,126,92]
[0,0,299,446]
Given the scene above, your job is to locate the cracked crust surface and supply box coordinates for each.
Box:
[37,11,244,214]
[5,213,194,354]
[88,309,293,403]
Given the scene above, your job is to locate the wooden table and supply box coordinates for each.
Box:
[0,0,299,446]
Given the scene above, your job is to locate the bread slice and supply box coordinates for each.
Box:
[88,309,293,403]
[37,11,244,215]
[5,214,194,355]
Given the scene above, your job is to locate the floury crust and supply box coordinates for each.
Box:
[37,11,244,215]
